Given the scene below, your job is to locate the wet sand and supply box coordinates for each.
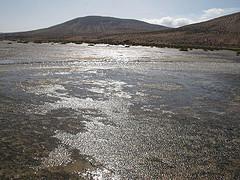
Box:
[0,41,240,179]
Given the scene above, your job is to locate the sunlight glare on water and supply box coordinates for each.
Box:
[0,41,239,179]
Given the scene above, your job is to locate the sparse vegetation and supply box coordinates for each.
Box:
[17,40,29,44]
[88,43,95,46]
[179,47,188,51]
[33,40,43,44]
[75,41,83,44]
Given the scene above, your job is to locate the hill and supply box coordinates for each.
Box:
[179,12,240,34]
[99,12,240,48]
[0,16,168,41]
[1,13,240,48]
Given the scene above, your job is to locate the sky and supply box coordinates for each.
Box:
[0,0,240,32]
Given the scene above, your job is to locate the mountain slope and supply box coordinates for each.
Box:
[101,12,240,47]
[0,16,168,40]
[179,12,240,34]
[1,13,239,48]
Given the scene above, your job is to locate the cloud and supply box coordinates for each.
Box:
[143,17,193,27]
[201,8,225,20]
[143,8,240,28]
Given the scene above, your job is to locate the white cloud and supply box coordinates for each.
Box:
[143,17,193,27]
[201,8,225,20]
[142,8,240,28]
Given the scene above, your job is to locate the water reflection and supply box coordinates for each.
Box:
[0,41,239,179]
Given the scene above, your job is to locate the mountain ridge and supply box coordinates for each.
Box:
[0,16,168,40]
[97,12,240,48]
[1,13,240,48]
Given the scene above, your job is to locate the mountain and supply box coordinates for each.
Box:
[100,12,240,48]
[1,13,240,48]
[179,12,240,34]
[0,16,168,41]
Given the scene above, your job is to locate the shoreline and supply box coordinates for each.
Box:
[2,39,240,55]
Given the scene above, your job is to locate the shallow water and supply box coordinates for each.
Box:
[0,41,240,179]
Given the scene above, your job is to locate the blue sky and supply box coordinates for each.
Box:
[0,0,239,32]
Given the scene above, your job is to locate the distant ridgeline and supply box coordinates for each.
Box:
[0,13,240,49]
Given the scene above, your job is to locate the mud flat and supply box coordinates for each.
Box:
[0,41,240,179]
